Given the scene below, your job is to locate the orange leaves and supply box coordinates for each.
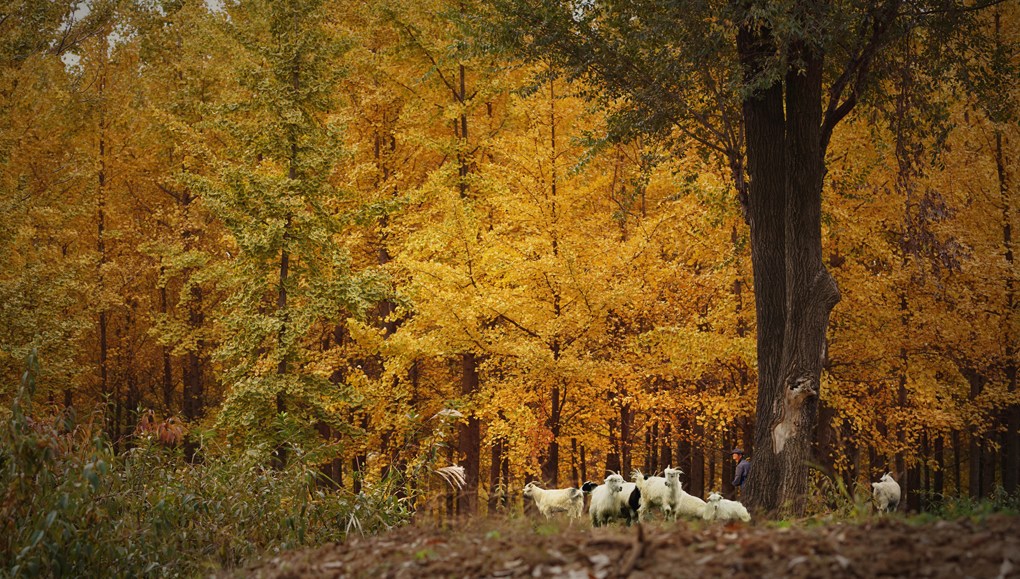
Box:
[135,412,186,447]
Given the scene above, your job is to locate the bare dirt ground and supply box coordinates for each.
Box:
[243,514,1020,578]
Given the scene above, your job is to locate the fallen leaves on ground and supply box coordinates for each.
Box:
[241,514,1020,578]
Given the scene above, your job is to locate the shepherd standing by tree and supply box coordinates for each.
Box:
[732,448,751,497]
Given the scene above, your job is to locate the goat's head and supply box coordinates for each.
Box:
[664,467,682,488]
[604,473,625,494]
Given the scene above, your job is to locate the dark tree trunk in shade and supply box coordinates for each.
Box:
[722,430,736,498]
[737,22,841,514]
[845,422,860,492]
[660,423,672,469]
[965,369,988,499]
[982,439,996,498]
[570,437,580,487]
[933,435,945,503]
[580,443,587,484]
[620,402,633,477]
[994,123,1018,496]
[489,436,506,512]
[690,423,705,499]
[970,434,981,499]
[97,67,111,442]
[458,352,481,515]
[606,415,621,476]
[644,427,653,473]
[921,433,931,511]
[952,431,962,497]
[677,434,692,493]
[159,278,174,412]
[541,382,561,486]
[816,400,838,477]
[446,444,455,519]
[708,450,716,494]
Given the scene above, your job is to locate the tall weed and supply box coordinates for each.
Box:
[0,351,412,577]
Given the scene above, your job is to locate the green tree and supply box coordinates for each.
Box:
[196,0,384,462]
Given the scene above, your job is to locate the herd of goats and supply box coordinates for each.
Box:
[521,469,903,526]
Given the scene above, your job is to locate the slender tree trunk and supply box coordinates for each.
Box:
[816,400,838,478]
[896,293,913,510]
[659,423,672,470]
[964,368,987,498]
[580,443,587,484]
[845,420,859,492]
[159,272,174,412]
[982,438,996,498]
[606,413,621,476]
[690,422,705,499]
[446,444,455,520]
[952,430,962,496]
[708,450,716,493]
[542,382,561,485]
[570,437,580,487]
[458,353,481,515]
[182,287,204,420]
[621,401,632,477]
[921,432,931,511]
[273,229,290,470]
[97,66,111,440]
[179,187,205,443]
[934,434,945,504]
[541,78,564,487]
[457,63,469,199]
[644,426,653,473]
[722,429,736,497]
[489,435,505,512]
[869,444,879,481]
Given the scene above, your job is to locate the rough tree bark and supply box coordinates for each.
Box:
[740,33,841,515]
[458,352,481,515]
[995,123,1018,496]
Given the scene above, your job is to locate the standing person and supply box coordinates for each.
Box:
[732,448,751,497]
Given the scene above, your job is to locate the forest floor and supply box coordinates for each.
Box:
[239,512,1020,579]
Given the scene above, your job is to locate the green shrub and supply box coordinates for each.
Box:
[912,488,1020,522]
[1,351,413,577]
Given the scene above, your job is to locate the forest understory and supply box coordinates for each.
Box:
[241,515,1020,579]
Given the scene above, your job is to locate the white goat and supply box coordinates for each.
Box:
[522,481,584,519]
[871,472,901,514]
[586,474,640,526]
[672,479,708,519]
[633,467,683,521]
[702,492,751,522]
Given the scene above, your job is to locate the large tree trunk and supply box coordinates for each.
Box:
[741,37,840,515]
[737,22,787,513]
[994,125,1018,496]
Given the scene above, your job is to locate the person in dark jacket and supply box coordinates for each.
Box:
[732,448,751,496]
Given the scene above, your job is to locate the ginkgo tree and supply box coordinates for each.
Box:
[484,0,1015,513]
[193,0,386,461]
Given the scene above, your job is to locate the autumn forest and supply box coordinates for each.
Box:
[1,0,1018,574]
